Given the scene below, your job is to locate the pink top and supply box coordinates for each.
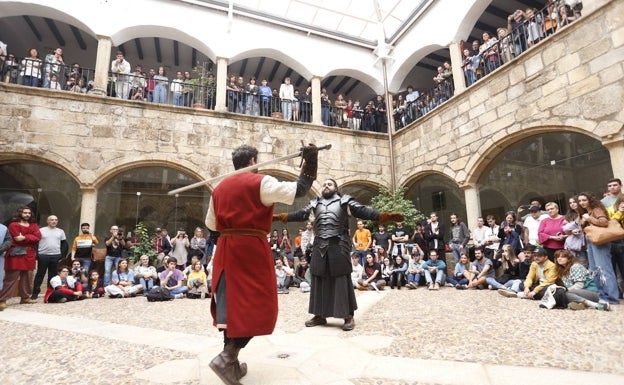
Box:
[538,216,566,249]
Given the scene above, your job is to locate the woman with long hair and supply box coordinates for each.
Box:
[104,258,142,298]
[577,192,619,305]
[554,250,608,311]
[389,255,408,289]
[278,228,293,268]
[563,196,587,266]
[498,211,523,255]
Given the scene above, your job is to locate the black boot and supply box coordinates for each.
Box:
[209,340,244,385]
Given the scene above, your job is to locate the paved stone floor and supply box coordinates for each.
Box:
[0,287,623,385]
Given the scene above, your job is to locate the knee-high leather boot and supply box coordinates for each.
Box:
[209,340,244,385]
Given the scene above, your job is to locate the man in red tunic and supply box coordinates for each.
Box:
[205,144,318,385]
[0,206,42,310]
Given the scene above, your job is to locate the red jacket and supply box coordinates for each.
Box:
[5,222,41,271]
[210,172,277,337]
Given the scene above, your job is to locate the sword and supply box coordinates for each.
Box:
[167,143,332,195]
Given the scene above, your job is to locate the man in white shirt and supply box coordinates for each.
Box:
[523,205,548,246]
[279,77,294,121]
[110,51,131,99]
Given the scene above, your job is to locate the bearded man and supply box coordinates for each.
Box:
[274,179,403,331]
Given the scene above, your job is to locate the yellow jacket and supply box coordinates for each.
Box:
[524,259,557,295]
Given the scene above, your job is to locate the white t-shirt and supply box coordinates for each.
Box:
[523,214,548,245]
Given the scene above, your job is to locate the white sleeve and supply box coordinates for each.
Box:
[205,199,216,230]
[260,175,297,207]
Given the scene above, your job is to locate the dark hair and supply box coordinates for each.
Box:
[231,145,258,170]
[607,178,622,186]
[576,191,606,215]
[57,265,70,273]
[12,206,34,223]
[81,222,90,227]
[167,256,177,264]
[450,213,462,223]
[565,195,579,222]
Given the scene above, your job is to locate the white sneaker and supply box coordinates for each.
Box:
[497,288,517,298]
[175,293,185,299]
[516,292,528,299]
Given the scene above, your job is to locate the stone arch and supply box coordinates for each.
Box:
[110,25,216,61]
[229,48,312,81]
[93,158,207,190]
[0,2,95,37]
[403,171,466,221]
[324,69,384,97]
[465,125,605,185]
[0,152,80,185]
[388,44,447,92]
[340,180,383,205]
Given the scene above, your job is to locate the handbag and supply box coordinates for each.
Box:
[539,284,568,309]
[9,246,27,256]
[583,220,624,246]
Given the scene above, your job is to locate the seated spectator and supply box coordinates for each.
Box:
[406,249,425,289]
[134,254,158,295]
[84,270,105,299]
[448,253,471,288]
[498,243,536,296]
[494,244,520,286]
[105,258,142,298]
[423,249,446,290]
[503,247,556,300]
[293,258,311,292]
[380,256,392,282]
[69,259,88,284]
[44,265,84,303]
[182,255,201,276]
[351,253,363,288]
[275,257,294,294]
[389,255,408,290]
[356,252,386,291]
[555,249,608,311]
[48,74,62,90]
[186,260,209,299]
[464,247,496,290]
[159,256,188,299]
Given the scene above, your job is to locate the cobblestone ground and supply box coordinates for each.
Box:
[1,285,622,384]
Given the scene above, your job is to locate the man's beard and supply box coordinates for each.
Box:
[82,230,90,234]
[322,189,335,199]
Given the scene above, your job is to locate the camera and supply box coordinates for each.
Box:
[117,231,123,237]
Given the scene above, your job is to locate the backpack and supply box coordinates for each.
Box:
[146,286,172,302]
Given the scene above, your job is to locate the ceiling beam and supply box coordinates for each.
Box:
[295,75,305,87]
[43,18,65,47]
[332,77,350,95]
[173,40,179,66]
[345,79,360,96]
[22,16,42,42]
[118,43,126,57]
[484,4,510,19]
[154,37,162,63]
[426,53,449,64]
[322,76,336,89]
[239,58,248,76]
[70,26,87,50]
[191,48,197,67]
[268,60,280,83]
[253,57,265,80]
[283,67,293,80]
[474,21,498,35]
[134,38,144,60]
[416,62,437,72]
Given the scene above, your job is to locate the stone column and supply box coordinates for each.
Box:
[449,41,466,94]
[604,139,624,180]
[462,183,481,231]
[92,36,112,96]
[80,188,98,233]
[311,76,322,125]
[215,57,228,112]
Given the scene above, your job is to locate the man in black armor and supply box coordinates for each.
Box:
[274,179,402,331]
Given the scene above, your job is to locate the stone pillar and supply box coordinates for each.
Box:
[462,183,481,231]
[449,41,466,94]
[92,36,112,96]
[215,57,228,112]
[604,139,624,180]
[79,188,98,233]
[311,76,322,125]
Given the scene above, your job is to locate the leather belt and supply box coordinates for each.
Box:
[219,228,267,239]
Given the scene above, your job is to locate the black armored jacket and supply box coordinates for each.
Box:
[287,194,379,277]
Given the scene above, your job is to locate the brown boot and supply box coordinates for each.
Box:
[209,341,243,385]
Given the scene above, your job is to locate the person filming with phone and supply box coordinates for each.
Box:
[104,225,125,287]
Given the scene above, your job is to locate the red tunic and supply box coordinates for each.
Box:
[5,222,42,270]
[210,172,277,337]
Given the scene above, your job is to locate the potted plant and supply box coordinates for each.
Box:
[190,61,216,109]
[128,222,158,265]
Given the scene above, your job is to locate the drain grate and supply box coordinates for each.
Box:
[277,353,290,359]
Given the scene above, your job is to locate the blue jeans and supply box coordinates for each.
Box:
[407,272,421,285]
[355,250,367,267]
[450,243,464,264]
[78,258,92,276]
[587,240,620,304]
[504,279,523,292]
[153,84,167,103]
[169,285,188,298]
[446,275,468,286]
[139,277,155,295]
[173,92,183,106]
[486,277,504,289]
[282,100,292,121]
[424,269,445,284]
[321,106,330,126]
[104,255,121,287]
[23,75,39,87]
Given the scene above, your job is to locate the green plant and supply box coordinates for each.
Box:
[128,222,158,265]
[367,187,425,232]
[191,61,215,107]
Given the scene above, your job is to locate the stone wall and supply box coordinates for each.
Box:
[0,87,391,192]
[393,0,624,187]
